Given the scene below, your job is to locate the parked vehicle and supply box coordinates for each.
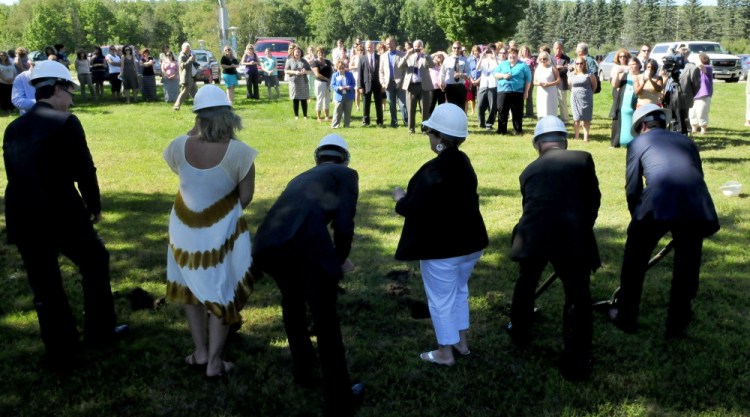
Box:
[254,37,296,81]
[650,41,742,82]
[191,49,220,84]
[598,50,638,82]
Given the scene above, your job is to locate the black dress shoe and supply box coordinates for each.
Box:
[505,321,531,348]
[607,308,638,334]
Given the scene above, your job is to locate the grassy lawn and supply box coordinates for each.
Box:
[0,81,748,417]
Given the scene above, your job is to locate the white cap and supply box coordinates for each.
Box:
[31,60,78,90]
[193,85,231,112]
[421,103,468,139]
[631,104,671,137]
[533,115,568,143]
[315,134,350,163]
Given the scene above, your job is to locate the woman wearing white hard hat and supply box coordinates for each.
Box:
[163,84,257,378]
[392,103,488,366]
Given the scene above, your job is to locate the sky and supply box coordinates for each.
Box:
[0,0,721,6]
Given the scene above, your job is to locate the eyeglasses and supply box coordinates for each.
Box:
[641,49,651,52]
[451,46,459,49]
[540,58,548,61]
[618,55,628,58]
[575,62,584,65]
[60,88,75,99]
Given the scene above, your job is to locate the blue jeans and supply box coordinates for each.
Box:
[386,84,407,127]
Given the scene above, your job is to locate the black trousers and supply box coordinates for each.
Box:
[292,99,308,117]
[511,257,592,363]
[16,233,116,358]
[497,91,524,134]
[477,87,497,128]
[362,88,383,125]
[428,88,446,116]
[445,83,466,110]
[616,217,704,329]
[261,249,353,417]
[246,71,259,99]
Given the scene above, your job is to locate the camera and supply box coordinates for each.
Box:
[661,54,685,77]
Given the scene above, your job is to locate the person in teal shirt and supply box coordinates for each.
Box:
[261,48,280,100]
[494,47,532,135]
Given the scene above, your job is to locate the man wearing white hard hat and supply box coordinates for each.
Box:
[507,115,600,381]
[393,103,488,367]
[163,85,257,378]
[607,104,719,338]
[253,134,363,416]
[3,60,127,371]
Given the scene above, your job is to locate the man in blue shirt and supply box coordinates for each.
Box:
[494,47,531,135]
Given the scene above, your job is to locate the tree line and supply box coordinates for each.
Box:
[1,0,748,55]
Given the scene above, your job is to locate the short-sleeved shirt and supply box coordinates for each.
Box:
[494,60,532,93]
[221,56,238,75]
[312,58,333,81]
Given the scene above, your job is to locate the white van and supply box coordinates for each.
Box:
[650,41,742,82]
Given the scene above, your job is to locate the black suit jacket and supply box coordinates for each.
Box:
[395,147,488,261]
[554,53,572,91]
[626,128,719,236]
[253,163,359,280]
[3,102,101,245]
[358,53,381,94]
[511,149,601,271]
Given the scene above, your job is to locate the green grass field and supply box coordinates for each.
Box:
[0,81,748,417]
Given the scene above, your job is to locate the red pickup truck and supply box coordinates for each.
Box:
[254,37,296,81]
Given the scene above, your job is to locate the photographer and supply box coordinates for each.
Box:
[397,39,434,133]
[663,47,700,134]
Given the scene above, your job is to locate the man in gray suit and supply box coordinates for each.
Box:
[379,36,406,127]
[398,39,433,133]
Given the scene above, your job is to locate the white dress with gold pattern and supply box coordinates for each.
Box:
[163,135,257,324]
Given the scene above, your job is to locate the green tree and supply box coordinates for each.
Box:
[22,0,74,51]
[434,0,524,44]
[607,0,623,46]
[79,0,114,49]
[678,0,710,40]
[307,0,345,43]
[399,0,446,50]
[515,0,547,50]
[263,0,310,39]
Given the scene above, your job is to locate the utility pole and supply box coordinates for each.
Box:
[218,0,230,48]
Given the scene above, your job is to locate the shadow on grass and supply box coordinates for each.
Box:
[0,186,748,416]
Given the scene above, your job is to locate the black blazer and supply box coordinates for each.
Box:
[253,163,359,280]
[626,128,719,236]
[395,147,488,261]
[3,102,101,244]
[511,149,601,271]
[358,53,381,94]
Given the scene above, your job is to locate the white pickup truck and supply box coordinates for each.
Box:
[650,41,742,82]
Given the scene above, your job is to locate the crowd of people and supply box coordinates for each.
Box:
[0,39,744,138]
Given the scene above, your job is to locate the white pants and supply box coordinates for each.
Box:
[689,96,711,127]
[420,250,483,346]
[314,80,330,111]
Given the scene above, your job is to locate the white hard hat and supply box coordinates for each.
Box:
[193,85,231,112]
[315,134,350,163]
[631,104,671,137]
[30,60,78,90]
[533,115,568,143]
[421,103,468,139]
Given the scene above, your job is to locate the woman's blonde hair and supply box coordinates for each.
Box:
[196,107,243,143]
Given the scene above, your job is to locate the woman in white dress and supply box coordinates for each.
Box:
[533,51,560,118]
[163,85,257,378]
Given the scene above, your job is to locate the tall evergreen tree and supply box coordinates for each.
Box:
[608,0,624,45]
[679,0,709,39]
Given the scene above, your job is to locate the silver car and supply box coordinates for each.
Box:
[598,50,638,82]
